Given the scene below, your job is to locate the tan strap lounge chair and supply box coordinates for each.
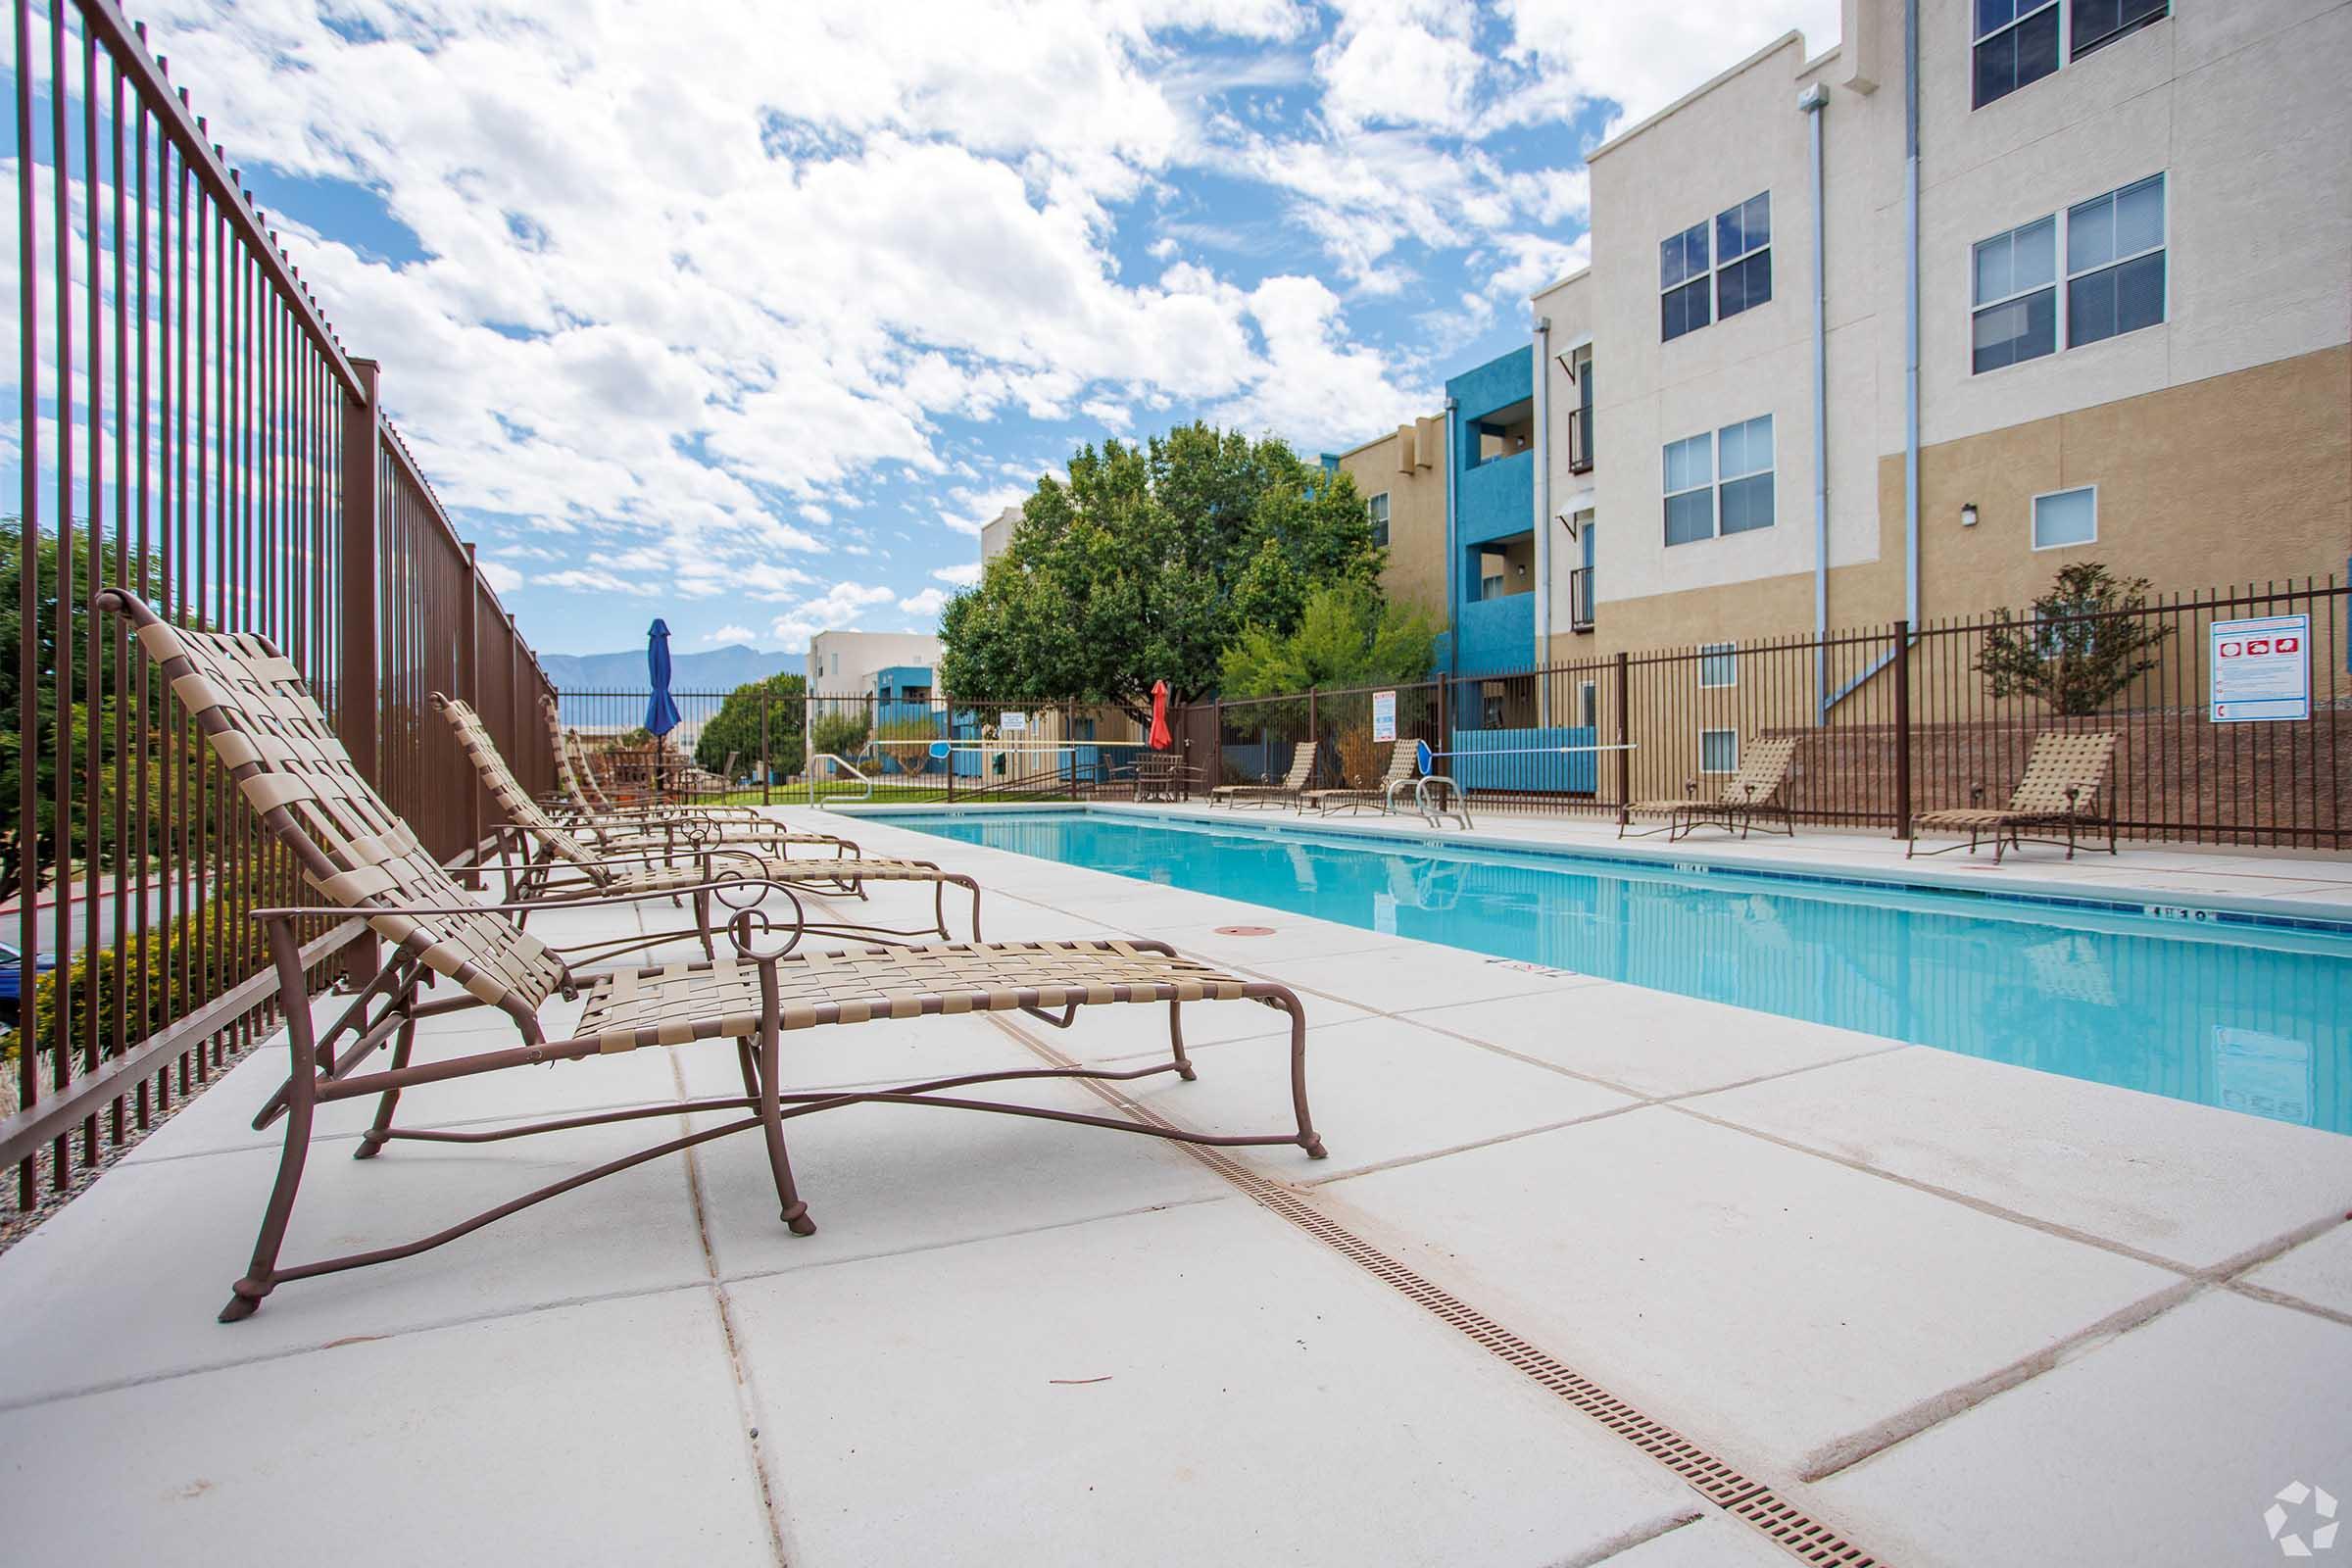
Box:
[1303,740,1421,817]
[542,695,765,829]
[97,588,1327,1323]
[440,695,980,945]
[1620,736,1800,842]
[1908,730,2119,862]
[1209,747,1314,809]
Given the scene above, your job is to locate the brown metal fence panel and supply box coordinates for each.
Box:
[4,2,557,1214]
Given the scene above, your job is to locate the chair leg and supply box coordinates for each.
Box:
[1168,1000,1197,1082]
[222,921,321,1322]
[694,888,714,960]
[1270,990,1325,1159]
[353,1013,419,1159]
[755,1022,816,1236]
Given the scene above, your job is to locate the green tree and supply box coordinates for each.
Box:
[939,423,1382,718]
[1976,562,2175,716]
[2,527,197,892]
[694,671,807,779]
[808,710,870,763]
[1218,581,1439,698]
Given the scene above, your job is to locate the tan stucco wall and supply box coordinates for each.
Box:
[1544,345,2351,663]
[1337,423,1448,621]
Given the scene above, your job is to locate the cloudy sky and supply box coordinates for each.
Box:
[11,0,1838,657]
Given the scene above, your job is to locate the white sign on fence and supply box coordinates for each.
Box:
[999,710,1029,735]
[2209,613,2310,723]
[1371,689,1397,743]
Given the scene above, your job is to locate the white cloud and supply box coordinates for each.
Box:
[766,580,902,650]
[706,623,757,643]
[898,586,952,619]
[1498,0,1841,135]
[477,560,525,594]
[933,562,984,587]
[1314,0,1485,136]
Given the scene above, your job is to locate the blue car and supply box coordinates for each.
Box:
[0,940,57,1030]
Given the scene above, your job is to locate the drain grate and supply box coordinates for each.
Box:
[997,1015,1888,1568]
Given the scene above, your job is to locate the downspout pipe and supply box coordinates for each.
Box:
[1445,395,1460,685]
[1903,0,1921,631]
[1801,83,1829,718]
[1532,318,1552,721]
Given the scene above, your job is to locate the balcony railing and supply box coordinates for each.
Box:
[1568,406,1594,474]
[1568,566,1595,631]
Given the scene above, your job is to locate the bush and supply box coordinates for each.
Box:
[2,893,275,1075]
[808,711,870,764]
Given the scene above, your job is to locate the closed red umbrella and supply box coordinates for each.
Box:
[1149,679,1173,750]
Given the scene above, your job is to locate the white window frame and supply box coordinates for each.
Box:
[1367,491,1391,548]
[1699,727,1740,776]
[1662,431,1715,547]
[1698,642,1739,689]
[1969,215,2059,375]
[1577,679,1598,730]
[1659,220,1711,343]
[1714,193,1771,322]
[2031,483,2098,551]
[2064,173,2168,351]
[2070,0,2170,60]
[1969,173,2166,376]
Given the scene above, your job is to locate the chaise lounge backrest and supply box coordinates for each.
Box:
[440,694,629,886]
[2006,731,2118,815]
[540,694,598,813]
[101,591,566,1018]
[1717,737,1799,806]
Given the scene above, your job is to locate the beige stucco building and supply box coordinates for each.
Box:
[1521,0,2349,668]
[1331,416,1451,621]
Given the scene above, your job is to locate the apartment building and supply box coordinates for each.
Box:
[1527,0,2349,669]
[1328,413,1450,623]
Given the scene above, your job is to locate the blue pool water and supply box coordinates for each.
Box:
[890,810,2352,1135]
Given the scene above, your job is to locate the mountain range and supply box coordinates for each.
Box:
[538,643,799,694]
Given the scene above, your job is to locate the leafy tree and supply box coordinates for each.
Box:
[694,671,806,779]
[939,423,1383,719]
[1218,581,1439,698]
[808,710,870,763]
[1,527,202,892]
[1976,562,2174,716]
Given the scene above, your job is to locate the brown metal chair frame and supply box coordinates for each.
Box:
[1209,747,1315,811]
[1619,737,1801,843]
[100,588,1326,1324]
[1907,731,2120,863]
[1304,740,1420,817]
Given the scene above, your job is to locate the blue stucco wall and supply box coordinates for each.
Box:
[1445,345,1532,425]
[1457,449,1532,546]
[1454,594,1532,676]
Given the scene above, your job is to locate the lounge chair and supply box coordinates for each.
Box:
[1620,736,1800,842]
[439,694,982,945]
[541,695,799,839]
[1908,731,2119,862]
[96,588,1327,1322]
[1302,740,1420,816]
[1209,747,1314,809]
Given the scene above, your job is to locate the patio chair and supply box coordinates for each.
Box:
[1209,747,1314,810]
[1619,736,1800,842]
[1908,730,2119,862]
[1302,740,1419,816]
[438,695,982,945]
[541,695,795,838]
[96,588,1327,1323]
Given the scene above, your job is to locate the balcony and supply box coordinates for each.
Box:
[1568,405,1594,474]
[1457,448,1534,547]
[1569,565,1595,632]
[1454,590,1535,673]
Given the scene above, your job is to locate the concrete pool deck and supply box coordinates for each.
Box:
[2,805,2347,1566]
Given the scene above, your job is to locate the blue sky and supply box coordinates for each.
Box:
[7,0,1838,658]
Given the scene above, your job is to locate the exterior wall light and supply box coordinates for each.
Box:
[1960,503,1979,528]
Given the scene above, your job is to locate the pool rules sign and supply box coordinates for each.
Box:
[2209,614,2310,723]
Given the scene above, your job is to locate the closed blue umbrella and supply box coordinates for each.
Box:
[645,619,683,799]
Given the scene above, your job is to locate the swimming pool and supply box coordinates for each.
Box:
[889,809,2352,1135]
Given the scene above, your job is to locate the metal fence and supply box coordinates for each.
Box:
[1202,578,2348,848]
[4,1,558,1215]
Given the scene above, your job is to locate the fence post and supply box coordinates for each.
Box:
[462,542,482,857]
[1612,651,1630,823]
[760,687,771,806]
[1307,686,1319,787]
[338,360,382,983]
[1211,697,1223,789]
[944,693,956,806]
[1892,620,1912,840]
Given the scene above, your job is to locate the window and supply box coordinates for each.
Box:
[1699,643,1738,688]
[1701,729,1740,775]
[1577,680,1597,730]
[1717,416,1774,535]
[1660,220,1710,342]
[1661,195,1771,342]
[1367,491,1391,548]
[1975,0,2059,108]
[2067,175,2165,348]
[2071,0,2165,58]
[1663,416,1774,547]
[1482,693,1507,728]
[1972,216,2057,372]
[1481,572,1505,601]
[1715,194,1772,320]
[1663,433,1714,546]
[2032,486,2097,549]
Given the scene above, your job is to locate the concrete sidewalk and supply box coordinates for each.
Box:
[1,805,2346,1567]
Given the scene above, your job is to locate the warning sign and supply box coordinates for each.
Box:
[2210,614,2310,723]
[1371,690,1397,743]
